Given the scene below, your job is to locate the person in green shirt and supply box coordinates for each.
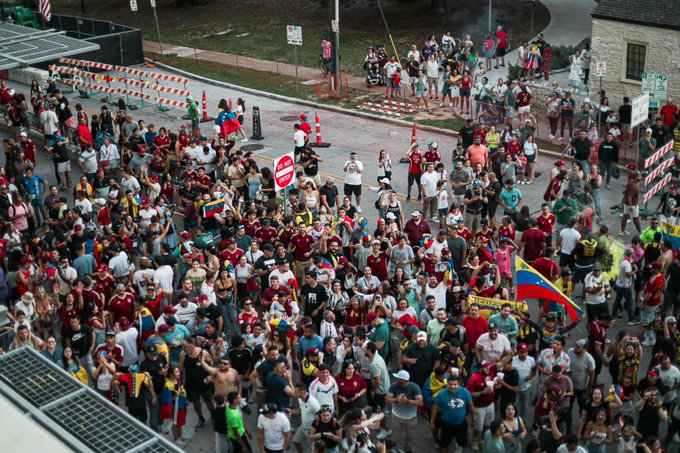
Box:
[637,128,656,171]
[498,179,523,218]
[227,391,252,452]
[552,189,578,228]
[186,95,200,136]
[483,419,506,453]
[639,218,661,245]
[368,311,390,359]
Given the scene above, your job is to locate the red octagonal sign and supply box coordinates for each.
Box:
[274,152,296,191]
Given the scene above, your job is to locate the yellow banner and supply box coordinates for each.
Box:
[468,295,529,320]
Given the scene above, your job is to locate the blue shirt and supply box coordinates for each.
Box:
[434,387,472,425]
[22,175,46,198]
[297,334,323,356]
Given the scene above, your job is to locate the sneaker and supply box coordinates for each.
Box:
[357,206,362,213]
[605,184,611,190]
[195,417,206,431]
[548,134,555,139]
[406,195,411,201]
[431,216,439,222]
[175,439,187,448]
[376,429,392,441]
[618,231,629,236]
[242,404,251,414]
[470,439,480,451]
[627,320,640,326]
[241,138,249,143]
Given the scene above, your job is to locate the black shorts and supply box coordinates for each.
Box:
[559,252,573,269]
[496,47,507,57]
[294,145,306,156]
[344,183,361,197]
[526,153,536,164]
[438,418,468,448]
[460,88,471,98]
[407,173,422,186]
[185,386,212,404]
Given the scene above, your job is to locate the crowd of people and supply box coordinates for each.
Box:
[0,56,679,453]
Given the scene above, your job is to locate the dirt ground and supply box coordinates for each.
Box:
[53,0,550,75]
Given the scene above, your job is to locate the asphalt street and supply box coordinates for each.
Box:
[3,66,666,452]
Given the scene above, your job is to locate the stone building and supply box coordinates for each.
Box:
[589,0,679,107]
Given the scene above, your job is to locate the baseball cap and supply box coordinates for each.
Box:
[479,360,491,370]
[416,331,427,341]
[672,184,679,191]
[105,330,116,337]
[260,403,278,414]
[306,346,319,356]
[428,142,438,149]
[666,316,677,324]
[392,370,411,381]
[97,263,108,272]
[386,212,397,219]
[379,178,390,184]
[648,370,658,377]
[651,261,662,270]
[408,325,420,336]
[575,339,588,349]
[412,210,422,217]
[19,131,27,138]
[488,322,498,330]
[444,317,457,327]
[366,312,378,323]
[555,160,566,166]
[163,306,177,315]
[646,128,653,133]
[146,344,158,355]
[180,231,191,239]
[517,343,529,352]
[157,324,170,333]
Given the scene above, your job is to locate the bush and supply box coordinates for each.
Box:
[507,63,520,81]
[550,45,578,70]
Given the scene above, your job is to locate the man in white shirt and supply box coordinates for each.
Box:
[257,404,291,453]
[291,383,321,452]
[269,261,296,285]
[557,219,581,271]
[174,297,198,334]
[475,322,511,365]
[384,56,400,98]
[512,343,536,419]
[343,152,364,213]
[120,169,141,196]
[115,316,139,368]
[293,123,307,162]
[152,255,175,294]
[583,263,610,323]
[108,246,130,280]
[420,162,440,222]
[406,44,421,63]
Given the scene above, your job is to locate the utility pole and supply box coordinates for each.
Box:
[333,0,340,91]
[488,0,492,32]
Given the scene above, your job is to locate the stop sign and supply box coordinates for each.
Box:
[274,152,296,191]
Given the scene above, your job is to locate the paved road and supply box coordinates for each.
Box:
[5,64,667,452]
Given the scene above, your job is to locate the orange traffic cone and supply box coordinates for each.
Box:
[310,112,331,148]
[201,90,208,121]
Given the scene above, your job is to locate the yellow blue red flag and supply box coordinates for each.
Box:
[515,256,583,322]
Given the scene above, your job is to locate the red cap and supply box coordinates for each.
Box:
[157,324,170,333]
[198,294,208,302]
[517,343,529,352]
[555,160,566,166]
[118,316,130,330]
[366,312,377,323]
[648,370,658,377]
[163,306,177,315]
[306,347,319,356]
[73,224,83,231]
[96,168,105,174]
[150,174,159,182]
[141,198,150,205]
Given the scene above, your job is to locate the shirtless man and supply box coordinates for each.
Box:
[200,355,241,398]
[620,170,642,236]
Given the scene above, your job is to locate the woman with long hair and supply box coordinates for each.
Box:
[327,279,350,325]
[523,135,539,184]
[583,408,612,453]
[310,405,342,453]
[160,365,188,446]
[334,360,367,417]
[34,286,54,340]
[501,402,527,453]
[62,346,88,385]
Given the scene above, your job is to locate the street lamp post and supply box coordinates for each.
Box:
[488,0,492,32]
[333,0,341,90]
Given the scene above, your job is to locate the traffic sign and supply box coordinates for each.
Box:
[595,61,606,76]
[150,0,156,7]
[642,73,669,109]
[274,152,296,191]
[631,93,649,128]
[286,25,303,46]
[331,20,339,32]
[129,0,138,11]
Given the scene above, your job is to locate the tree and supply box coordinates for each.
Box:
[430,0,447,13]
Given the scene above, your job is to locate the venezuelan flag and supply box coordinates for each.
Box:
[515,256,583,322]
[203,198,225,218]
[662,221,680,251]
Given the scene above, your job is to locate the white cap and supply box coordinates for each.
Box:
[19,131,27,138]
[186,95,193,100]
[379,178,390,184]
[386,212,397,219]
[428,141,438,149]
[646,128,653,133]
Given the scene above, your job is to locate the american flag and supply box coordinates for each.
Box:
[38,0,51,22]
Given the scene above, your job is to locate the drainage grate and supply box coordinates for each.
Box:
[44,392,151,453]
[279,115,299,121]
[0,348,81,407]
[239,144,265,152]
[136,441,178,453]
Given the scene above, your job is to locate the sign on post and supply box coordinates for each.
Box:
[150,0,156,7]
[129,0,138,11]
[331,20,339,32]
[274,152,296,191]
[286,25,303,45]
[250,106,264,140]
[631,93,650,128]
[595,61,606,76]
[642,73,669,109]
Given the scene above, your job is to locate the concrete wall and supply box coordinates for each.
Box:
[589,17,680,106]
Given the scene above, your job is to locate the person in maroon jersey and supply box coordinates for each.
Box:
[405,143,424,201]
[220,238,244,267]
[537,203,557,248]
[520,217,546,264]
[108,282,136,325]
[254,218,278,245]
[241,209,261,238]
[367,237,391,282]
[289,221,315,281]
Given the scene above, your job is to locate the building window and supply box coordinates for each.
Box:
[625,43,646,81]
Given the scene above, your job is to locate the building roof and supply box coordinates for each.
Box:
[0,23,99,70]
[592,0,680,30]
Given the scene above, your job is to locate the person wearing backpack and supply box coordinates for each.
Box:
[8,193,36,238]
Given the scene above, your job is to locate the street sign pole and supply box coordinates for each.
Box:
[150,0,163,55]
[294,45,299,93]
[334,0,341,91]
[129,0,138,26]
[286,25,302,93]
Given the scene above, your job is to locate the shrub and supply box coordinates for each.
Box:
[550,45,578,70]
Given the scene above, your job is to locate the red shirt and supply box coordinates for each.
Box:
[544,178,562,202]
[221,247,244,266]
[21,139,36,162]
[404,219,431,246]
[496,30,507,48]
[644,274,665,307]
[108,293,135,322]
[461,314,489,349]
[95,345,124,370]
[517,91,532,107]
[587,320,607,356]
[300,122,312,136]
[498,224,515,242]
[521,228,546,262]
[660,104,678,127]
[408,152,423,175]
[237,309,260,329]
[196,175,213,193]
[255,227,279,245]
[289,233,315,261]
[533,257,559,282]
[423,151,441,164]
[475,229,494,244]
[457,227,472,245]
[344,305,364,329]
[242,220,261,238]
[537,213,556,236]
[466,369,496,407]
[506,140,521,155]
[367,252,389,282]
[153,134,170,151]
[336,372,367,398]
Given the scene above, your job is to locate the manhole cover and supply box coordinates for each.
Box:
[240,144,265,152]
[280,115,299,121]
